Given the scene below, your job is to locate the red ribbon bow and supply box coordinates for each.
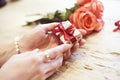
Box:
[52,22,76,43]
[113,20,120,32]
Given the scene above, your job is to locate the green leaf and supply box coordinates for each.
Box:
[25,4,80,25]
[60,4,79,21]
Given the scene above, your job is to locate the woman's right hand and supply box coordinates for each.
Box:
[0,44,72,80]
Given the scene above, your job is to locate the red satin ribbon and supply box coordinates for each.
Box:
[113,20,120,32]
[52,22,76,43]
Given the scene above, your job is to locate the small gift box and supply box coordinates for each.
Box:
[52,21,82,44]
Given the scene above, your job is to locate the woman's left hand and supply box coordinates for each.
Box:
[20,23,61,52]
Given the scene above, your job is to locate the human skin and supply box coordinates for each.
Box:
[0,44,72,80]
[0,22,86,66]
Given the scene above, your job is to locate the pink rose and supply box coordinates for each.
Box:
[69,7,104,35]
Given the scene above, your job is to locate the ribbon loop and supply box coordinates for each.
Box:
[52,22,78,43]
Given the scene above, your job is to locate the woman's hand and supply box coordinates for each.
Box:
[20,23,60,52]
[19,23,86,59]
[0,22,86,67]
[0,44,72,80]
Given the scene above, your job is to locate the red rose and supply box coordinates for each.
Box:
[69,7,104,35]
[83,1,104,18]
[76,0,97,6]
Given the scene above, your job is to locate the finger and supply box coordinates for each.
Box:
[71,42,79,53]
[43,57,63,74]
[45,69,56,79]
[79,39,86,46]
[32,69,57,80]
[40,23,59,32]
[42,44,72,61]
[63,49,71,60]
[47,44,72,54]
[47,57,63,71]
[78,29,87,35]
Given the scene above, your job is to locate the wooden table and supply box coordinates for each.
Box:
[0,0,120,80]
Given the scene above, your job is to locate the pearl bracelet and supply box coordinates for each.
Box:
[14,36,20,54]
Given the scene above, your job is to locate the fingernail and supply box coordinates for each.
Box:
[33,48,40,52]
